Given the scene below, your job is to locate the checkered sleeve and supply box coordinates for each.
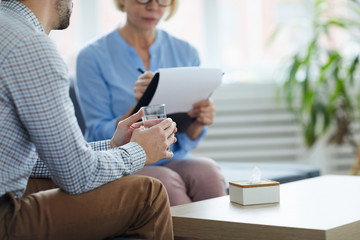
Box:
[30,140,108,178]
[30,159,51,178]
[8,33,146,194]
[90,140,111,151]
[30,139,145,181]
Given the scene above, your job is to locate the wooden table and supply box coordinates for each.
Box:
[170,175,360,240]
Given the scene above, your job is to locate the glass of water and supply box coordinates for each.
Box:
[141,104,167,128]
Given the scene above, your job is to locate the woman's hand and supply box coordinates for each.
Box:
[188,99,215,126]
[186,99,215,140]
[134,71,154,101]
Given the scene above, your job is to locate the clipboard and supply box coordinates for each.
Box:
[132,67,223,132]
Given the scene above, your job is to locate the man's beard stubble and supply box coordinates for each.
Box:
[55,0,72,30]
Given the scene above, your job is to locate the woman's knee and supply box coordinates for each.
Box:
[196,158,226,187]
[135,166,185,190]
[169,158,227,199]
[179,157,225,181]
[134,166,191,205]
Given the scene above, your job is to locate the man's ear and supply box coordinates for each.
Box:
[115,0,126,12]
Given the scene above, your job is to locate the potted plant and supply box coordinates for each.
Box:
[271,0,360,174]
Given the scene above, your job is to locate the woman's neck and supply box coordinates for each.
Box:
[118,24,156,70]
[118,25,156,51]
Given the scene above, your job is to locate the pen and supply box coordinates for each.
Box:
[137,68,145,74]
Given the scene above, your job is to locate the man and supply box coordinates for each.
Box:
[0,0,177,239]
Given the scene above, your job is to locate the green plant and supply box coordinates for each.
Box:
[273,0,360,174]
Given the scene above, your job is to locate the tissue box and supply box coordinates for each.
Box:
[229,180,280,205]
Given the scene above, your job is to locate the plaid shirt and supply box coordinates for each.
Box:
[0,0,146,199]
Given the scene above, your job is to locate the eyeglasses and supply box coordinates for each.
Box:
[135,0,173,7]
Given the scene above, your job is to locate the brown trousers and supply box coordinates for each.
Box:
[0,175,173,240]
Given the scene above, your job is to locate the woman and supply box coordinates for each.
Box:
[76,0,226,206]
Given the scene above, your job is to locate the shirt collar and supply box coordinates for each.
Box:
[1,0,45,33]
[149,29,162,54]
[115,28,163,54]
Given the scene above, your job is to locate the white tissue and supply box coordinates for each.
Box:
[248,167,262,184]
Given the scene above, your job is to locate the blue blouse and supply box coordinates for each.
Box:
[76,29,207,165]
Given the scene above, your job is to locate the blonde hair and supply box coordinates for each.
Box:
[114,0,178,21]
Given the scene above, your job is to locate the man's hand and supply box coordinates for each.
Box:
[131,118,177,165]
[134,71,154,101]
[110,109,144,148]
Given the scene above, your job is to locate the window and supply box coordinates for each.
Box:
[50,0,353,83]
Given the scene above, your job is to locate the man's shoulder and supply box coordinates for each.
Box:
[0,10,51,61]
[0,8,39,39]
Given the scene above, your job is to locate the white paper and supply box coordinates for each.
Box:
[248,167,262,184]
[149,67,223,114]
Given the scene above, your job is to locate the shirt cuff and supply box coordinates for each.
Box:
[118,142,146,173]
[89,139,111,151]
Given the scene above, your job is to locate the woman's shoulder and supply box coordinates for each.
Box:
[78,29,118,59]
[157,29,200,65]
[158,29,197,52]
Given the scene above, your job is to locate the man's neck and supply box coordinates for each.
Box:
[20,0,54,34]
